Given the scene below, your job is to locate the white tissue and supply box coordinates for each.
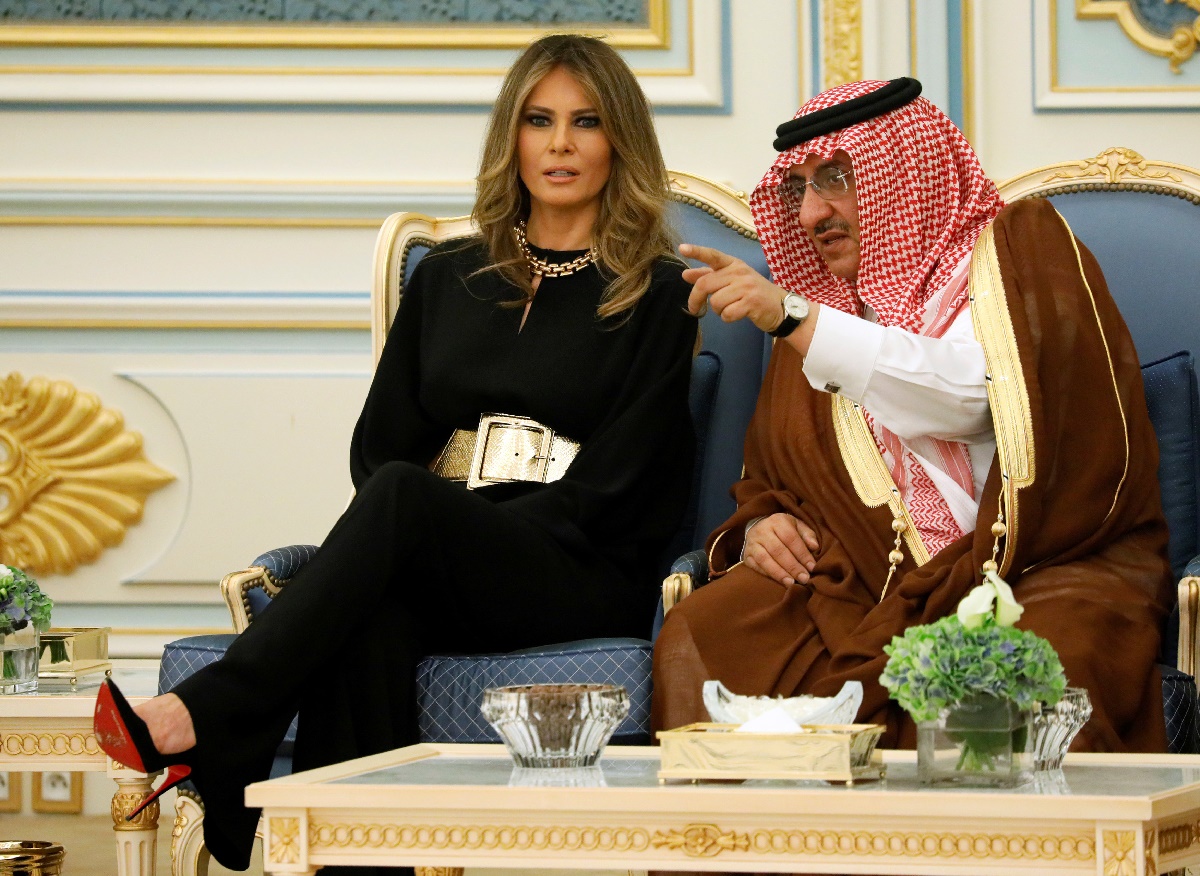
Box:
[702,679,864,726]
[735,706,802,734]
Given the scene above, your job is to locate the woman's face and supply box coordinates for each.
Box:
[517,66,614,230]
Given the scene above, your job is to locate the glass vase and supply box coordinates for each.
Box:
[0,624,39,694]
[916,694,1030,787]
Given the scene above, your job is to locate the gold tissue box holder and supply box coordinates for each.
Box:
[38,627,111,690]
[656,722,886,784]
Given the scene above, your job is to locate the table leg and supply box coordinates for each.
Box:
[111,772,161,876]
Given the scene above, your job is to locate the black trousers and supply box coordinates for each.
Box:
[173,461,650,871]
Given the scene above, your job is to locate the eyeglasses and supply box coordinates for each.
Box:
[780,165,855,206]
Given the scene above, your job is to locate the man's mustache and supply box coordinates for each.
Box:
[813,218,852,237]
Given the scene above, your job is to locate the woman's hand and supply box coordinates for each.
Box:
[680,243,788,332]
[742,513,820,586]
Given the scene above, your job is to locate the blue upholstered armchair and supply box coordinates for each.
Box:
[663,147,1200,756]
[162,171,773,875]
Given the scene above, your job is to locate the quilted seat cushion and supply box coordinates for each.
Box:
[416,637,652,744]
[161,634,652,757]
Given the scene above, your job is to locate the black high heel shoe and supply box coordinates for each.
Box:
[93,679,193,819]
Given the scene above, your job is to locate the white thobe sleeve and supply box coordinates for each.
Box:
[802,305,992,445]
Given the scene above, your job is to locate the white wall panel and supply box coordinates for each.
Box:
[0,352,370,606]
[4,0,1199,645]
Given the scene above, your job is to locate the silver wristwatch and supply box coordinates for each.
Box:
[769,291,810,339]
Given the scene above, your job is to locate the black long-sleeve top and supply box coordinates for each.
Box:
[349,238,698,588]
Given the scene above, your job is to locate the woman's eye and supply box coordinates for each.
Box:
[525,114,551,127]
[575,116,601,129]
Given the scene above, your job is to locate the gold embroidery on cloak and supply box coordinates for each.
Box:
[968,224,1035,576]
[831,394,930,566]
[1056,213,1130,521]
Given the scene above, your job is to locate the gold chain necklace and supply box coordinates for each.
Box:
[515,221,596,278]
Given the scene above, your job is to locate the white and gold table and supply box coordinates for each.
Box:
[246,743,1200,875]
[0,666,163,876]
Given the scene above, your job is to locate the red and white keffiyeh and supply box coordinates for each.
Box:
[751,80,1004,555]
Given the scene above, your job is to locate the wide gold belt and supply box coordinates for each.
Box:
[431,413,579,490]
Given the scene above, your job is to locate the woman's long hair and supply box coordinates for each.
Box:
[473,34,675,320]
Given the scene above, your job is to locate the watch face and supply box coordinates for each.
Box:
[783,293,809,320]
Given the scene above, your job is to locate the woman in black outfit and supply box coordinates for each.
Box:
[93,33,698,872]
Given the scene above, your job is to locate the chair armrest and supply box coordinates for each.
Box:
[670,549,708,580]
[219,544,319,633]
[1178,563,1200,678]
[661,550,709,617]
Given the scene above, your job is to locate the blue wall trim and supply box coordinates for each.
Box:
[811,0,821,96]
[945,0,964,131]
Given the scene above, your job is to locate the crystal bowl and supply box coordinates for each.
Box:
[480,683,629,769]
[1028,687,1093,771]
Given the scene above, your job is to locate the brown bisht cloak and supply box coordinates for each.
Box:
[652,198,1173,752]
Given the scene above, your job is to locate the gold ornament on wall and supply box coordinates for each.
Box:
[1076,0,1199,74]
[823,0,864,88]
[0,372,174,575]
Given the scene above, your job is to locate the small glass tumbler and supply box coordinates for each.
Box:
[1028,687,1093,771]
[480,683,629,769]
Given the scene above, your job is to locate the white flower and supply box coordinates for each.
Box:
[986,571,1024,627]
[956,571,1025,629]
[0,564,11,582]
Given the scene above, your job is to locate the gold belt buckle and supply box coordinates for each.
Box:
[467,413,555,490]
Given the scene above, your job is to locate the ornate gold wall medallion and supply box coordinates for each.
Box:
[1077,0,1200,73]
[0,372,174,575]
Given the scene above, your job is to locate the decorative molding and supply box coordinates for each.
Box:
[0,372,175,575]
[823,0,863,88]
[0,0,668,49]
[269,817,302,865]
[651,825,750,857]
[997,147,1200,204]
[1041,146,1183,184]
[0,731,102,758]
[171,790,212,875]
[0,291,371,330]
[1159,817,1200,855]
[304,819,1095,862]
[1102,829,1138,876]
[0,179,476,225]
[0,1,727,110]
[1076,0,1199,74]
[111,789,158,831]
[309,821,654,853]
[1145,827,1158,876]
